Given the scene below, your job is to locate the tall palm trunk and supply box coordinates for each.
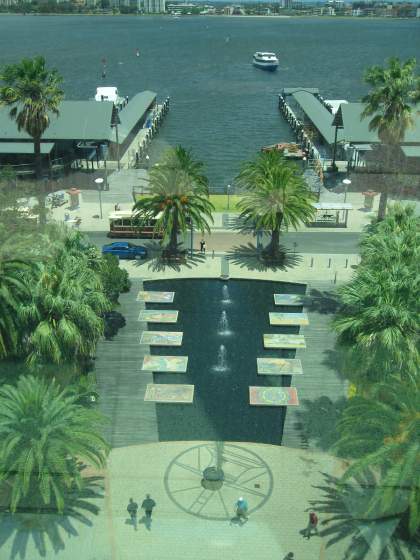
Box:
[168,211,179,255]
[34,135,47,226]
[263,212,283,259]
[265,228,280,258]
[377,189,388,221]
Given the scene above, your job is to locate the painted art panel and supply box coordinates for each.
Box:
[138,310,179,323]
[144,383,194,403]
[142,355,188,373]
[263,334,306,349]
[269,312,309,326]
[257,358,303,375]
[249,386,299,406]
[136,291,175,303]
[140,331,183,346]
[274,294,304,306]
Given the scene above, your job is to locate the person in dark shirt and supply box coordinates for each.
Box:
[141,494,156,530]
[127,498,138,529]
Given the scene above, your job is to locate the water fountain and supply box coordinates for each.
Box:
[213,344,228,372]
[218,310,231,335]
[221,284,231,304]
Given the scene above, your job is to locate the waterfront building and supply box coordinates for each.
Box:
[143,0,166,13]
[0,90,156,175]
[279,88,420,177]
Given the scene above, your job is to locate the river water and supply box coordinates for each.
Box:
[1,15,419,189]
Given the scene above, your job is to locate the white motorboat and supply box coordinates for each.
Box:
[253,52,279,71]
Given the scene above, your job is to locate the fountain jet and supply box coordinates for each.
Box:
[213,344,228,371]
[218,310,231,335]
[221,284,231,304]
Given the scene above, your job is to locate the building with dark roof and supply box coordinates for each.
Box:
[0,90,156,175]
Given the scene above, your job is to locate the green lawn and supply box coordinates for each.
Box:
[135,194,243,213]
[209,194,242,213]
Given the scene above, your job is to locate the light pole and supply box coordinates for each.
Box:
[343,178,351,203]
[190,223,194,258]
[95,177,104,219]
[227,184,231,211]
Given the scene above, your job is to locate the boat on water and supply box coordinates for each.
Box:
[253,52,279,71]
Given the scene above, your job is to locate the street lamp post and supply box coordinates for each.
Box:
[343,178,351,204]
[227,184,231,211]
[95,177,104,219]
[190,223,194,258]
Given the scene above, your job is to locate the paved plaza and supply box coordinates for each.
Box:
[2,173,415,560]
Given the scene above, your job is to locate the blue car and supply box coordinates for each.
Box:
[102,242,148,260]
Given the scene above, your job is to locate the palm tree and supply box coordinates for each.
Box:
[237,150,315,260]
[0,254,30,358]
[19,253,110,369]
[309,472,415,559]
[362,57,420,220]
[0,375,109,513]
[133,165,214,256]
[333,263,419,386]
[334,204,419,387]
[334,379,420,537]
[162,145,209,194]
[360,203,419,271]
[0,56,64,223]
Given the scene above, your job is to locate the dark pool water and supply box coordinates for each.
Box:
[143,278,306,445]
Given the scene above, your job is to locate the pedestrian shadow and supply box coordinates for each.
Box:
[138,515,153,531]
[229,515,248,527]
[0,474,104,559]
[226,243,302,272]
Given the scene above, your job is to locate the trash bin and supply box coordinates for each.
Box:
[362,191,377,210]
[67,188,81,209]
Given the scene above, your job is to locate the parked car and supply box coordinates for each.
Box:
[102,242,148,259]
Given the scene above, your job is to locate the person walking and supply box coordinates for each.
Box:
[127,498,138,529]
[141,494,156,530]
[200,239,206,254]
[235,497,248,523]
[304,511,319,539]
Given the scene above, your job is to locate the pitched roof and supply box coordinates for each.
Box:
[292,91,343,145]
[0,101,114,142]
[0,142,54,154]
[339,103,420,144]
[117,90,157,142]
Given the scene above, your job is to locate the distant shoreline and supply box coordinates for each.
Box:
[0,12,416,21]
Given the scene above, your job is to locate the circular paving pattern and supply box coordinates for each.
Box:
[164,442,273,520]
